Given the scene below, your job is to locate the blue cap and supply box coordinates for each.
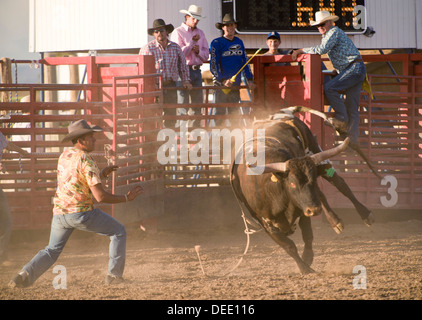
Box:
[267,31,280,40]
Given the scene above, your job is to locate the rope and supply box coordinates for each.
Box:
[193,138,265,278]
[194,207,262,278]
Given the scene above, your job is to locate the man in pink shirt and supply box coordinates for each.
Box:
[171,5,209,127]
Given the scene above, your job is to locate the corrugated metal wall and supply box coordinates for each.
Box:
[353,0,417,49]
[29,0,148,52]
[146,0,221,47]
[28,0,221,53]
[29,0,420,53]
[416,0,422,49]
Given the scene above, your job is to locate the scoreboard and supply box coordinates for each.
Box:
[222,0,366,34]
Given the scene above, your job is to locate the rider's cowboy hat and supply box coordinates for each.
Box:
[215,13,239,30]
[180,4,205,20]
[61,119,103,143]
[147,19,174,36]
[310,11,339,27]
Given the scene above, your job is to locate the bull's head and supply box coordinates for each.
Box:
[248,138,349,217]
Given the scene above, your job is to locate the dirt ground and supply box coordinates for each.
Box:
[1,214,421,301]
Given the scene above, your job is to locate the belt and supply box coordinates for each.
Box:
[345,58,364,70]
[189,65,201,71]
[163,79,175,86]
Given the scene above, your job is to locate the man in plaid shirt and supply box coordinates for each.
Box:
[140,19,192,127]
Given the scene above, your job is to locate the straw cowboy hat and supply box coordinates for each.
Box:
[310,10,339,26]
[180,4,205,20]
[147,19,174,36]
[62,119,102,143]
[215,13,239,30]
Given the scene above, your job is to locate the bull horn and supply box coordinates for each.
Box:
[310,137,350,164]
[247,161,288,173]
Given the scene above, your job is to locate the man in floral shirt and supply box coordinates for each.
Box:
[53,147,103,215]
[292,11,366,145]
[9,120,143,288]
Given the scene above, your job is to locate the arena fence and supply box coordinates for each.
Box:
[0,53,421,229]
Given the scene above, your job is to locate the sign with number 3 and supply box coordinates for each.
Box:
[380,175,398,208]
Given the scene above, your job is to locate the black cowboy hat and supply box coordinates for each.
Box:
[148,19,175,36]
[61,119,103,143]
[215,13,239,30]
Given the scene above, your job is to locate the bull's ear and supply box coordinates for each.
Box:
[247,161,288,173]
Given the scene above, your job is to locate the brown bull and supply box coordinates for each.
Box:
[230,110,374,274]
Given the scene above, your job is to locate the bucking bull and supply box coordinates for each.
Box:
[230,107,379,274]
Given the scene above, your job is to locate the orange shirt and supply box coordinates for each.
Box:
[53,148,102,215]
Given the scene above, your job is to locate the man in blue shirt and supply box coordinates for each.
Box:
[292,11,366,144]
[210,14,255,126]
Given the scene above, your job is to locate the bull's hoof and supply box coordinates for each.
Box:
[299,265,316,275]
[333,221,344,234]
[302,249,314,267]
[363,212,375,227]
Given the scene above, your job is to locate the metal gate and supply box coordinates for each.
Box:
[0,55,165,229]
[108,73,165,223]
[1,52,421,230]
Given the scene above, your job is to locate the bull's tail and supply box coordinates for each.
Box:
[348,140,383,179]
[273,106,331,124]
[284,106,382,179]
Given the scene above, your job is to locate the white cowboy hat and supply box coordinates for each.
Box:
[310,11,339,26]
[180,4,205,20]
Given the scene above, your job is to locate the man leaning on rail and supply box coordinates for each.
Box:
[292,11,367,145]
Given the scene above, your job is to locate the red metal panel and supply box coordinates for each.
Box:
[0,55,163,229]
[1,53,421,230]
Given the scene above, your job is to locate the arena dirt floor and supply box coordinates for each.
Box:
[1,211,421,302]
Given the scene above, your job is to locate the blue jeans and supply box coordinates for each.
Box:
[163,81,178,128]
[214,88,241,126]
[177,68,203,127]
[324,61,366,143]
[178,68,203,104]
[0,189,12,264]
[21,208,126,286]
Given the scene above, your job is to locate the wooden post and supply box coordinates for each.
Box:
[0,57,12,102]
[306,54,325,147]
[68,53,79,102]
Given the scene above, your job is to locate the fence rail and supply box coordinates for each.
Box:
[1,53,421,230]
